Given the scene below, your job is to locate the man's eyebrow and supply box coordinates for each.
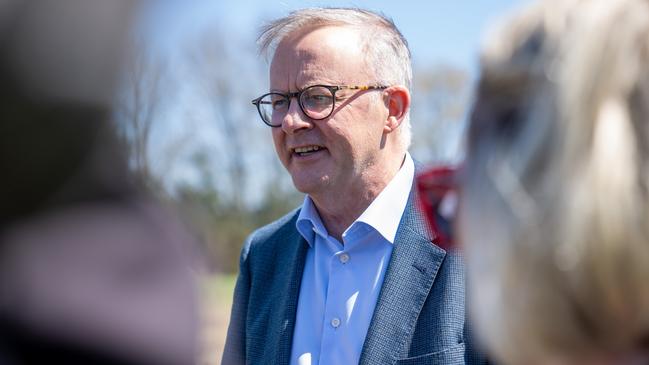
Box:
[269,86,306,93]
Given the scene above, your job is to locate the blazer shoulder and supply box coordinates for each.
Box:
[242,207,301,256]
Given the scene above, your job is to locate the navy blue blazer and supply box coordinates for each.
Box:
[223,186,486,365]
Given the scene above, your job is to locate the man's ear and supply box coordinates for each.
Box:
[383,86,411,133]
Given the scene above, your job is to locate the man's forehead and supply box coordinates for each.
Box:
[268,25,373,89]
[273,25,363,57]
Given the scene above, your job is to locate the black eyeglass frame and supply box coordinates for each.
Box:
[251,84,389,127]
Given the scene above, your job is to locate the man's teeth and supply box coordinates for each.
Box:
[294,146,321,153]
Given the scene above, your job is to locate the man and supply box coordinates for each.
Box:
[223,8,483,365]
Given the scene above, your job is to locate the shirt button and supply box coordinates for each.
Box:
[339,253,350,264]
[331,317,341,328]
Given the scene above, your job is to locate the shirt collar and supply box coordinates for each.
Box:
[296,152,415,246]
[350,152,414,244]
[296,195,327,247]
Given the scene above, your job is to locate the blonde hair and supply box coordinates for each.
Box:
[460,0,649,363]
[257,7,413,149]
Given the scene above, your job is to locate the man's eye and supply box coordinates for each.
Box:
[272,99,288,110]
[305,94,332,105]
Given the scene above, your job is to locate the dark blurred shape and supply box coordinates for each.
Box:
[1,0,136,224]
[0,1,198,364]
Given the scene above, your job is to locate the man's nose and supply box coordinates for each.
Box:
[281,98,312,134]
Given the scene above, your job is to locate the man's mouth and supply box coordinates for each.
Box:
[292,145,325,157]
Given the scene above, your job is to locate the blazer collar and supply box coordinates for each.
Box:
[359,182,447,365]
[272,212,309,365]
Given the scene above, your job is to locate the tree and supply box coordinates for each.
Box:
[115,40,167,185]
[169,26,299,272]
[410,65,471,164]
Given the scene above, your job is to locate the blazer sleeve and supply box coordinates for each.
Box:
[221,236,253,365]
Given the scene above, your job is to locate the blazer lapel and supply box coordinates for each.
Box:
[359,192,447,365]
[272,222,309,365]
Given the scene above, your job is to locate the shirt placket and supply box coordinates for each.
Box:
[320,233,356,364]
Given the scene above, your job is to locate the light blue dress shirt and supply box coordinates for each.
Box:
[290,153,415,365]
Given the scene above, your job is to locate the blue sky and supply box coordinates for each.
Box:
[145,0,531,74]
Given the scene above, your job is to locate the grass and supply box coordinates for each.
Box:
[199,273,237,365]
[202,273,237,305]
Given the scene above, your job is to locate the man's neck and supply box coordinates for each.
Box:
[310,153,407,242]
[311,186,378,242]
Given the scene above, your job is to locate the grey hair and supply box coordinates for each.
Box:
[461,0,649,364]
[257,7,412,149]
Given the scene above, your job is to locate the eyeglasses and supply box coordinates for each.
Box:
[251,84,389,127]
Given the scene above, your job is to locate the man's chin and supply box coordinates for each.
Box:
[290,174,331,196]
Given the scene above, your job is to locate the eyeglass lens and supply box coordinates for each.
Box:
[257,85,335,126]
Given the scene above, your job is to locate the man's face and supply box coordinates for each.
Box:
[269,26,390,199]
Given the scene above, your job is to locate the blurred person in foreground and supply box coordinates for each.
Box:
[455,0,649,364]
[223,7,486,365]
[0,1,198,364]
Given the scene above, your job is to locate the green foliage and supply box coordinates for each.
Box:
[173,179,302,273]
[201,273,237,305]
